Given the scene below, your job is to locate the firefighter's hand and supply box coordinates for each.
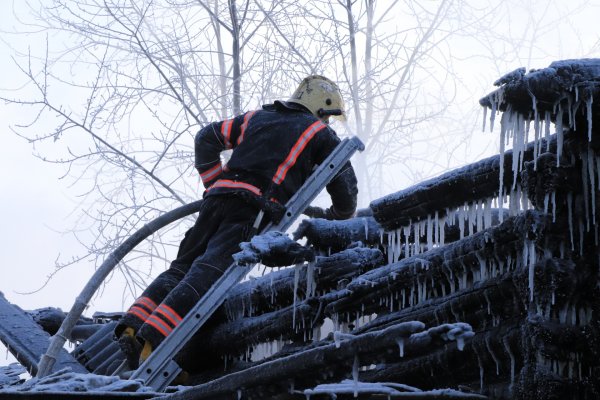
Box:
[303,206,334,220]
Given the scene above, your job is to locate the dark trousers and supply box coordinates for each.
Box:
[117,195,260,349]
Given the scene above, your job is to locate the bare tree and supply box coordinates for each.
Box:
[2,0,292,300]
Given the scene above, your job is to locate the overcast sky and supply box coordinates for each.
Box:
[1,0,599,367]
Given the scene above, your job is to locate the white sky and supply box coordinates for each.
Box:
[1,0,599,367]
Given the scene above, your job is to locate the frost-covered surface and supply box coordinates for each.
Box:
[0,291,87,375]
[302,380,487,399]
[0,368,155,393]
[0,363,26,388]
[160,321,474,400]
[223,246,383,320]
[233,231,314,267]
[293,216,383,250]
[479,59,600,222]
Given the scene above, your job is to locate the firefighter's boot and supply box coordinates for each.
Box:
[118,327,142,369]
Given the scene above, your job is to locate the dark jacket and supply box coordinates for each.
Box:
[194,101,358,219]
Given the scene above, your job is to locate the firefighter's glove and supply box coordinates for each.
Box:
[233,231,315,267]
[303,206,335,220]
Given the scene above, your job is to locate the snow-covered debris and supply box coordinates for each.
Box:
[224,246,383,319]
[0,292,87,375]
[493,67,526,87]
[234,231,314,267]
[2,368,155,393]
[0,364,26,388]
[302,380,487,399]
[293,216,383,250]
[156,321,472,400]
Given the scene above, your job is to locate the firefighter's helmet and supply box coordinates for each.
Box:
[288,75,346,123]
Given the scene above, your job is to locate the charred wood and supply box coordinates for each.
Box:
[479,60,600,130]
[324,212,552,317]
[369,139,556,230]
[222,247,383,320]
[294,214,506,255]
[158,322,473,400]
[26,308,104,342]
[294,217,383,251]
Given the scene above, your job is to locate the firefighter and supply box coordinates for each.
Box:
[115,75,358,370]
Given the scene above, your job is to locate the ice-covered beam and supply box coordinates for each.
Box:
[156,322,473,400]
[369,139,555,230]
[294,217,384,250]
[324,211,553,317]
[184,302,320,364]
[479,60,600,131]
[0,292,87,375]
[362,324,521,396]
[222,247,383,320]
[294,215,504,252]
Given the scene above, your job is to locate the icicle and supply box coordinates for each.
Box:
[486,337,501,375]
[552,192,556,223]
[476,350,484,392]
[397,337,405,357]
[587,95,594,142]
[484,290,492,314]
[379,228,384,245]
[414,221,421,255]
[567,192,575,251]
[526,240,536,302]
[521,185,528,211]
[499,110,507,217]
[503,337,516,391]
[292,263,301,328]
[439,215,446,246]
[484,198,492,228]
[306,261,316,298]
[403,225,411,259]
[434,211,439,246]
[490,95,497,132]
[542,111,550,152]
[588,148,596,226]
[351,354,360,397]
[483,105,488,132]
[533,109,540,170]
[477,200,484,232]
[511,112,522,190]
[363,218,369,240]
[387,230,394,265]
[467,202,475,236]
[543,193,550,214]
[556,105,564,166]
[567,94,574,128]
[396,228,402,261]
[426,214,433,250]
[458,207,465,239]
[475,252,488,281]
[522,115,529,170]
[582,153,591,232]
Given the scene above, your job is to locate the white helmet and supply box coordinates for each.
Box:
[288,75,346,123]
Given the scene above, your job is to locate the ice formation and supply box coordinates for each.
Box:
[1,368,154,393]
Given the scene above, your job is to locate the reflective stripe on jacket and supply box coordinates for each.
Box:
[195,101,358,218]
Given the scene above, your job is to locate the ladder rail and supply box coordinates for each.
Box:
[131,136,364,391]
